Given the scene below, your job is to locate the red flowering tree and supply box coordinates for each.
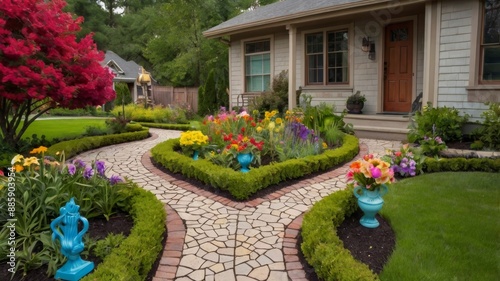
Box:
[0,0,115,149]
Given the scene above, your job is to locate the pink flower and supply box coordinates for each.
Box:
[346,170,354,181]
[370,167,382,178]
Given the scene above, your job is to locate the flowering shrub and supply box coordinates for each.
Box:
[223,133,264,154]
[346,154,395,191]
[383,144,426,177]
[179,130,209,155]
[0,146,129,276]
[420,135,447,157]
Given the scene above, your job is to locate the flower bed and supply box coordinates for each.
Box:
[151,134,359,200]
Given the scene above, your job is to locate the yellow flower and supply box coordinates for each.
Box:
[322,142,328,149]
[256,126,263,133]
[268,122,275,130]
[13,164,24,172]
[23,157,39,166]
[275,118,283,125]
[30,146,48,154]
[11,154,24,165]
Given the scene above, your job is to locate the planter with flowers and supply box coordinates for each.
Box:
[346,91,366,114]
[179,130,209,160]
[347,154,395,228]
[222,133,264,172]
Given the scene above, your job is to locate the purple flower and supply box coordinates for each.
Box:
[95,160,106,177]
[73,159,86,168]
[435,136,443,144]
[83,167,94,179]
[67,164,76,175]
[109,175,123,185]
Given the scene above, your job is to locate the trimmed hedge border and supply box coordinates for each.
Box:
[302,157,500,281]
[137,122,191,131]
[47,129,150,159]
[301,187,379,281]
[151,134,359,200]
[82,185,166,281]
[423,157,500,172]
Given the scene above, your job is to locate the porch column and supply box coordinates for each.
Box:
[422,1,441,106]
[287,24,297,110]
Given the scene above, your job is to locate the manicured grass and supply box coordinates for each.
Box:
[20,118,108,141]
[380,172,500,281]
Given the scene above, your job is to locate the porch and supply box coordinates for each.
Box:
[344,114,411,141]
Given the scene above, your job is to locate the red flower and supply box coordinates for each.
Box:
[241,127,246,133]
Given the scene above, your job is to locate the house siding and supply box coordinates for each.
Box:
[229,40,243,107]
[438,0,487,121]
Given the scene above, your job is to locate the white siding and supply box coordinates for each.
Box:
[273,32,289,76]
[438,0,488,121]
[229,40,243,108]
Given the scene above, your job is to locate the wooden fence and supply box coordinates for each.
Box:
[151,85,199,112]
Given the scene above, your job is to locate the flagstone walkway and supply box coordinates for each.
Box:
[76,128,401,281]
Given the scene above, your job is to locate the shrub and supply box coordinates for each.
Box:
[0,149,128,276]
[472,102,500,151]
[408,102,469,143]
[301,187,378,281]
[111,104,188,124]
[250,70,289,113]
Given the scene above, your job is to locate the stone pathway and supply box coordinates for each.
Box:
[76,128,401,281]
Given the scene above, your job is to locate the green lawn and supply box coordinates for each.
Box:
[380,172,500,281]
[20,118,109,141]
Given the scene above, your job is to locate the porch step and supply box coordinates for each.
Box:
[344,114,411,141]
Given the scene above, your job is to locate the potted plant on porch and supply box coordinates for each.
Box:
[346,91,366,114]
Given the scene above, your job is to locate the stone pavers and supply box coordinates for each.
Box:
[75,128,401,281]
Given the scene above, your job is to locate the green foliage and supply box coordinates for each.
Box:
[47,129,150,159]
[0,152,130,276]
[82,187,166,281]
[301,187,378,281]
[84,126,110,137]
[125,123,144,132]
[94,234,126,260]
[137,122,191,131]
[423,157,500,173]
[111,104,188,124]
[472,102,500,150]
[198,70,219,115]
[346,91,366,104]
[420,135,447,157]
[408,102,470,143]
[114,82,133,106]
[251,70,289,113]
[151,134,359,200]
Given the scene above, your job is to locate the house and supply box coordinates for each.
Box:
[203,0,499,140]
[101,50,152,103]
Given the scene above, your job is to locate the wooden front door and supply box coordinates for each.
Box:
[384,21,413,112]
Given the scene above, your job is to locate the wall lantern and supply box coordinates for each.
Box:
[362,37,376,60]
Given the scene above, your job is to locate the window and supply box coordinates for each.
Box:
[306,30,349,85]
[245,40,271,92]
[481,0,500,83]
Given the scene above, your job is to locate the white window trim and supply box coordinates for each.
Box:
[241,36,274,93]
[301,24,354,90]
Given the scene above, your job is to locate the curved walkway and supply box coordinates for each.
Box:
[76,128,401,281]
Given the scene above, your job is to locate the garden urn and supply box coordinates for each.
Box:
[353,185,388,228]
[237,153,253,173]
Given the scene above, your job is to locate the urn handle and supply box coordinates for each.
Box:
[379,184,389,196]
[353,186,363,198]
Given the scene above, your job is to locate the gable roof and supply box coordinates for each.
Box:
[204,0,371,38]
[101,50,142,83]
[204,0,430,38]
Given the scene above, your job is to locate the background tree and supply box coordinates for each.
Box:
[0,0,115,149]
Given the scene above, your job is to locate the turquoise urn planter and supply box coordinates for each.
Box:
[237,153,253,173]
[192,150,199,160]
[353,184,388,228]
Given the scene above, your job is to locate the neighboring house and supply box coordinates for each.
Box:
[204,0,499,139]
[101,50,152,103]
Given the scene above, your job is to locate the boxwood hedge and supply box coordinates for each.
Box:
[151,134,359,200]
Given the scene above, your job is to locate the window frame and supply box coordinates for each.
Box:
[303,25,353,89]
[479,0,500,84]
[243,38,272,93]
